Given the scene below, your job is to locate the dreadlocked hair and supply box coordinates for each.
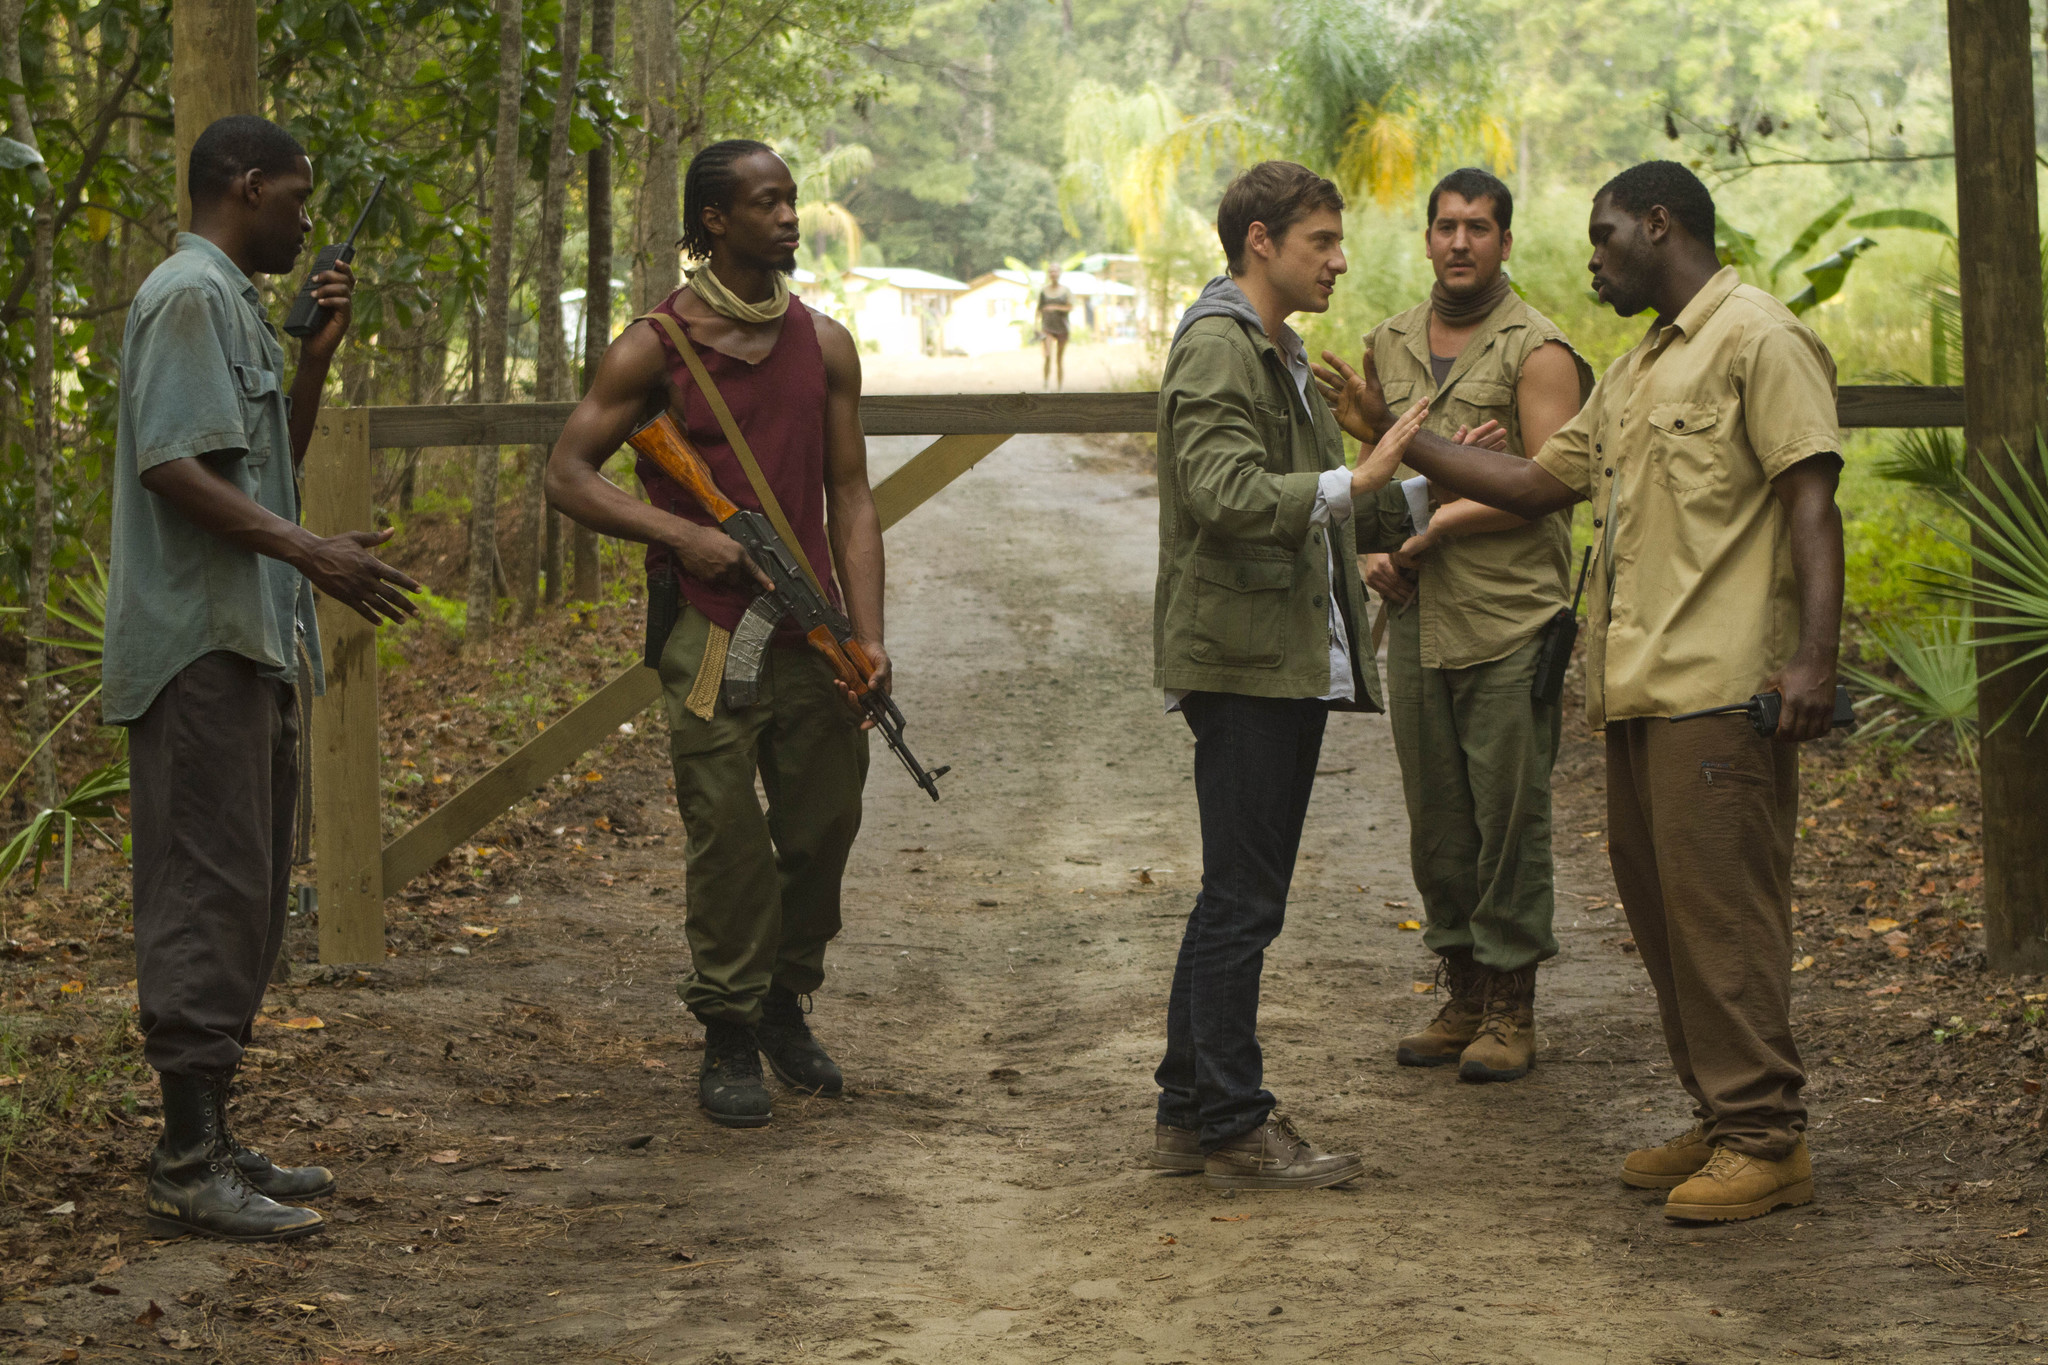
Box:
[681,139,777,259]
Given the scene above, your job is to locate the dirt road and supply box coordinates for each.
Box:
[20,435,2045,1364]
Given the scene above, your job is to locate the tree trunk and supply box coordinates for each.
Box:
[3,0,57,806]
[630,0,680,317]
[1949,0,2048,971]
[527,0,584,617]
[574,0,616,603]
[469,0,524,646]
[171,0,258,230]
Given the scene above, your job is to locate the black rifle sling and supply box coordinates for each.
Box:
[636,310,828,599]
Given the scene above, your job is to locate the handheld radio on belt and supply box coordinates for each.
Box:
[1530,545,1593,706]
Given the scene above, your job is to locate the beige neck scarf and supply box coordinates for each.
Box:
[688,265,791,323]
[1429,271,1513,328]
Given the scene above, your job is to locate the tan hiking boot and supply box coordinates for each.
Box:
[1458,964,1537,1083]
[1203,1114,1363,1191]
[1663,1139,1813,1223]
[1621,1121,1713,1190]
[1396,948,1485,1068]
[1145,1123,1203,1172]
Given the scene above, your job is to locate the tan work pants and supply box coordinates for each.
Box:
[1606,714,1806,1159]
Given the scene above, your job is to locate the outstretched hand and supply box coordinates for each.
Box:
[1349,398,1430,500]
[300,526,420,625]
[1313,346,1396,445]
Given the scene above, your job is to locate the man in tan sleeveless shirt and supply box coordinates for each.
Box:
[1338,169,1591,1084]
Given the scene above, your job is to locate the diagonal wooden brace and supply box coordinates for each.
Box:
[362,431,1015,918]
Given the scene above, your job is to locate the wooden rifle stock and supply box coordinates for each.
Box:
[626,410,741,524]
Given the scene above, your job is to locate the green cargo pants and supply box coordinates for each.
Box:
[658,606,870,1026]
[1385,601,1561,972]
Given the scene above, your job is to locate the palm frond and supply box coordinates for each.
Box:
[1914,437,2048,733]
[1874,426,1964,496]
[1842,616,1978,766]
[0,758,129,893]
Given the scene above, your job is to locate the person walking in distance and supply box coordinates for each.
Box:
[1147,161,1435,1190]
[108,116,420,1241]
[1038,264,1074,390]
[1317,161,1843,1223]
[1345,168,1592,1084]
[547,140,883,1129]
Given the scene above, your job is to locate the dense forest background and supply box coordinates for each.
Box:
[0,0,2010,818]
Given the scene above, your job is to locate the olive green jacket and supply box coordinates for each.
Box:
[1153,314,1395,706]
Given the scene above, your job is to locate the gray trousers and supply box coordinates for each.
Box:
[130,651,297,1076]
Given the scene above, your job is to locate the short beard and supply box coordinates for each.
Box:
[1437,265,1497,298]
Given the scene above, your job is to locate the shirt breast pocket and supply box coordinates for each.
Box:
[1250,395,1294,460]
[1646,401,1723,492]
[234,361,283,464]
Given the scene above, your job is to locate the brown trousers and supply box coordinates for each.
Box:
[1606,714,1806,1159]
[130,651,298,1077]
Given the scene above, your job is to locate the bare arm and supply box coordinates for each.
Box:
[287,260,355,467]
[542,321,765,590]
[1314,349,1583,519]
[139,455,419,623]
[816,313,891,698]
[1396,342,1588,562]
[1761,454,1844,742]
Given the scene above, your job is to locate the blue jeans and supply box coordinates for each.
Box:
[1155,692,1329,1149]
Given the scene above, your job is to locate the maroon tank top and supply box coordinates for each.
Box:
[637,293,841,639]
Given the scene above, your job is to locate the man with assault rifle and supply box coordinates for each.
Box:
[547,139,898,1129]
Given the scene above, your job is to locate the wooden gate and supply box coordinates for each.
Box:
[298,384,1963,962]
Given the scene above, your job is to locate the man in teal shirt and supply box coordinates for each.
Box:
[110,115,417,1243]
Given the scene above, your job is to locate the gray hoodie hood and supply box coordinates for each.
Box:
[1171,274,1265,345]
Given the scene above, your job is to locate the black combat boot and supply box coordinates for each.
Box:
[753,986,844,1098]
[698,1019,773,1128]
[214,1072,335,1200]
[144,1071,324,1243]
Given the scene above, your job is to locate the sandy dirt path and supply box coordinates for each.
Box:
[25,434,2043,1364]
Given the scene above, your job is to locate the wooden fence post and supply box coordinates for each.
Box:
[301,410,385,963]
[1949,0,2048,972]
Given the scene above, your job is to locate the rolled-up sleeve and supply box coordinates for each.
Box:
[127,286,247,471]
[1168,334,1320,550]
[1737,322,1840,479]
[1532,375,1600,498]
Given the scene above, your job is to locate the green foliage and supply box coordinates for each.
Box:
[1874,427,1963,497]
[1784,235,1880,315]
[0,758,129,891]
[1917,439,2048,735]
[1843,616,1978,766]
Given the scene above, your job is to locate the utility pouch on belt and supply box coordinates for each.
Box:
[644,562,682,670]
[1531,545,1593,706]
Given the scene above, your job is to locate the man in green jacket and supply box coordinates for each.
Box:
[1146,161,1428,1190]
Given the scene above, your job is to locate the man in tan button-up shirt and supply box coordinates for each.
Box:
[1320,161,1843,1226]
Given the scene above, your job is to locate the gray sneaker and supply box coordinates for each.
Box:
[1203,1114,1363,1191]
[1144,1123,1203,1172]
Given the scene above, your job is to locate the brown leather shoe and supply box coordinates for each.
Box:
[1664,1139,1813,1222]
[1144,1123,1203,1172]
[1458,964,1537,1083]
[1621,1121,1712,1190]
[1396,947,1485,1067]
[1203,1114,1363,1191]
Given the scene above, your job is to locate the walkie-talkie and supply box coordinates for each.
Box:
[283,177,385,339]
[1669,686,1857,738]
[1530,545,1593,706]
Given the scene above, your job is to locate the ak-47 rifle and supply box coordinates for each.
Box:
[626,410,951,801]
